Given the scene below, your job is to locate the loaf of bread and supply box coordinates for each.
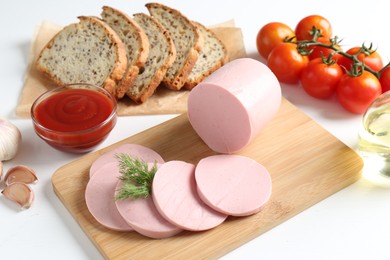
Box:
[128,13,176,103]
[146,2,202,91]
[101,6,149,99]
[35,16,127,94]
[184,21,229,90]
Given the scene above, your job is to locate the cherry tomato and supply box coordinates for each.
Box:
[336,71,382,114]
[308,38,342,62]
[267,42,309,84]
[379,67,390,93]
[295,15,332,41]
[337,46,383,73]
[300,58,343,99]
[256,22,295,59]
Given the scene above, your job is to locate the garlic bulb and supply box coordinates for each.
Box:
[0,118,22,161]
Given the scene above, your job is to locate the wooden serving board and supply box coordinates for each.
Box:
[52,98,363,259]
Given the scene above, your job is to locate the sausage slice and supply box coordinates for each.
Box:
[152,160,227,231]
[89,144,164,177]
[195,155,272,216]
[85,162,133,231]
[115,163,183,239]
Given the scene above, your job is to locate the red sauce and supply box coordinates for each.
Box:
[32,88,117,153]
[34,89,114,132]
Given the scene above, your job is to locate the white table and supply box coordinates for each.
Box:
[2,1,390,259]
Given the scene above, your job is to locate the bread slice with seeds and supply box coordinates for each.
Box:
[101,6,149,99]
[146,2,202,91]
[184,21,229,90]
[128,13,176,103]
[35,16,127,95]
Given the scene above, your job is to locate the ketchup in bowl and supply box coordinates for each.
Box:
[31,83,117,153]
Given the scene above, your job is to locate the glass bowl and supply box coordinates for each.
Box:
[31,83,117,153]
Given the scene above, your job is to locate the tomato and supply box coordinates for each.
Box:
[256,22,295,59]
[337,46,383,73]
[379,67,390,93]
[308,38,342,62]
[267,42,309,84]
[336,71,382,114]
[300,58,343,99]
[295,15,332,41]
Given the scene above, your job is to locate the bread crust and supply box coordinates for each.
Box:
[35,16,128,95]
[101,6,149,99]
[81,16,128,93]
[128,13,176,103]
[184,21,229,90]
[146,2,202,91]
[167,48,199,90]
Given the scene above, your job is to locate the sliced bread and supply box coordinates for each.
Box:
[101,6,149,99]
[128,13,176,103]
[184,21,229,90]
[35,16,127,95]
[146,2,202,91]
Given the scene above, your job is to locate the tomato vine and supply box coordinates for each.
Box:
[288,26,388,78]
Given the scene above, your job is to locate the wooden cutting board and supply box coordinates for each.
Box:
[52,97,363,259]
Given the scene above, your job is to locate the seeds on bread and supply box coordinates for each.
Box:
[146,2,202,91]
[184,21,229,90]
[129,13,176,103]
[101,6,149,99]
[35,16,127,94]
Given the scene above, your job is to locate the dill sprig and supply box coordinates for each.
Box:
[115,153,157,200]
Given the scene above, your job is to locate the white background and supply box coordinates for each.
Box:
[1,0,390,259]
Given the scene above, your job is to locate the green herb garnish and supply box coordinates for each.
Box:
[115,153,157,200]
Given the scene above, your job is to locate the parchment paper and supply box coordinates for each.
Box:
[16,20,247,118]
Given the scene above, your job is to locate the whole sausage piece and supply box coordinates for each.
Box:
[187,58,281,153]
[152,160,227,231]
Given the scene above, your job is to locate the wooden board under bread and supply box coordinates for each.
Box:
[52,97,363,259]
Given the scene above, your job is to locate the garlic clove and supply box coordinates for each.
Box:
[2,182,34,209]
[4,165,38,186]
[0,117,22,161]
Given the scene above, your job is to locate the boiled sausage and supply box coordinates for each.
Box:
[89,143,164,177]
[187,58,281,153]
[152,160,227,231]
[195,154,272,216]
[115,163,182,239]
[85,162,133,231]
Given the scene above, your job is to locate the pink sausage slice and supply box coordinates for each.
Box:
[115,163,183,239]
[89,144,164,177]
[195,154,272,216]
[187,58,281,153]
[85,162,133,231]
[152,161,227,231]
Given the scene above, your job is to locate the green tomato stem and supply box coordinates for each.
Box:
[292,26,385,78]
